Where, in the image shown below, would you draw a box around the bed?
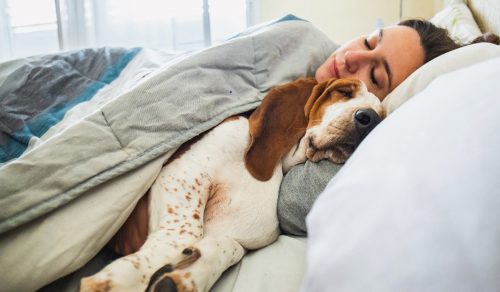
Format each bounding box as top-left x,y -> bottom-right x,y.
0,1 -> 499,291
302,0 -> 500,291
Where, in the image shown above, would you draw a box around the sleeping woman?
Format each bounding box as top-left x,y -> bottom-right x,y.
278,18 -> 500,236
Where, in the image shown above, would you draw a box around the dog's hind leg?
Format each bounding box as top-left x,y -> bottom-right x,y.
80,228 -> 203,292
145,235 -> 245,292
81,167 -> 213,292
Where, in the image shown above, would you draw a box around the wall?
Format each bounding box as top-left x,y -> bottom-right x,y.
257,0 -> 444,44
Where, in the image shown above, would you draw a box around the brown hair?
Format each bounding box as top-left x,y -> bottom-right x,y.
398,19 -> 500,63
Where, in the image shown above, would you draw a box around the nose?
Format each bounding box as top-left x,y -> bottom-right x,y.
344,51 -> 373,74
353,108 -> 381,139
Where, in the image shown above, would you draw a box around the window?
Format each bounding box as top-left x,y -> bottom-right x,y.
0,0 -> 59,60
0,0 -> 256,62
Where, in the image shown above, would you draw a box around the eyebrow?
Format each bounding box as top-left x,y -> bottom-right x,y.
379,29 -> 393,90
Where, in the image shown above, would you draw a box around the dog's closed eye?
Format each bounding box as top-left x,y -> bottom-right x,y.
337,88 -> 352,99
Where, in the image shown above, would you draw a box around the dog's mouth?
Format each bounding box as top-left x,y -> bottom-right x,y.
304,107 -> 382,164
306,138 -> 359,163
305,132 -> 360,164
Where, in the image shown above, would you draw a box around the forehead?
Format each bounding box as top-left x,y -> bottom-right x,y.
381,26 -> 425,91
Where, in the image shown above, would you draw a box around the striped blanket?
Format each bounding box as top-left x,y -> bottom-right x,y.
0,15 -> 335,291
0,47 -> 140,164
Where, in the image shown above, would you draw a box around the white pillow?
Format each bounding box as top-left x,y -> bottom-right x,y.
430,2 -> 482,44
302,56 -> 500,292
383,43 -> 500,114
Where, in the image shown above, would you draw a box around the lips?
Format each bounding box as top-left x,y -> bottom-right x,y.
328,58 -> 340,79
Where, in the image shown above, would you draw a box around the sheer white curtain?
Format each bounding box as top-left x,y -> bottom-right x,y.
0,0 -> 60,61
0,0 -> 254,62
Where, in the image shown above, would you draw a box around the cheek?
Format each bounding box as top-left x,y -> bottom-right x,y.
362,81 -> 376,95
314,66 -> 327,82
315,56 -> 333,82
353,74 -> 384,100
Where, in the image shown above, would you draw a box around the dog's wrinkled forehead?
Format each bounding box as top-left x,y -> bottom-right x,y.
307,78 -> 381,127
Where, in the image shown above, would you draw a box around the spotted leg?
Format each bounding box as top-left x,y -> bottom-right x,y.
146,235 -> 245,292
80,163 -> 212,292
144,154 -> 283,292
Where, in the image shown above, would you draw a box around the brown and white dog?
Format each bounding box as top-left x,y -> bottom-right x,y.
80,77 -> 384,292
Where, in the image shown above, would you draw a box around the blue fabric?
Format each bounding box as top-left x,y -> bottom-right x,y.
0,47 -> 141,163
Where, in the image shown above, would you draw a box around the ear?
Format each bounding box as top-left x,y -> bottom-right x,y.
304,78 -> 338,118
304,78 -> 361,124
245,77 -> 317,181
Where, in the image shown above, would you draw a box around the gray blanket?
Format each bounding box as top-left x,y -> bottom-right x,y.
279,160 -> 342,236
0,15 -> 338,291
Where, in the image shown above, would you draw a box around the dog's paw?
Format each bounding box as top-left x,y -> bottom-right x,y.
146,247 -> 202,292
146,274 -> 180,292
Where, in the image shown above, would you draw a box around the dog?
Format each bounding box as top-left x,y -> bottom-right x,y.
80,77 -> 384,292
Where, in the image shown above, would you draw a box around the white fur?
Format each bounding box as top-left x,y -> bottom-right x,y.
81,118 -> 281,292
80,81 -> 383,292
308,82 -> 381,142
282,136 -> 309,172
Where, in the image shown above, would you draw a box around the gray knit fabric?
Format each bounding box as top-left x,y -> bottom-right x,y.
278,160 -> 343,236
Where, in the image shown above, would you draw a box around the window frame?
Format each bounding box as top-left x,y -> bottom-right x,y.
0,0 -> 259,62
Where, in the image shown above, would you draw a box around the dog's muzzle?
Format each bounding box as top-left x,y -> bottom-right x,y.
353,108 -> 382,140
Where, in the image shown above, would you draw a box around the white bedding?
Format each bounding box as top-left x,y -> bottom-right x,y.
213,236 -> 307,292
302,56 -> 500,291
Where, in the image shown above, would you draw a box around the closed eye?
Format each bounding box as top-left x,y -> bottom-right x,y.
370,67 -> 379,87
337,89 -> 353,98
364,38 -> 372,50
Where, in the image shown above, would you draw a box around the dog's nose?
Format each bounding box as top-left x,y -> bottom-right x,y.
354,108 -> 381,139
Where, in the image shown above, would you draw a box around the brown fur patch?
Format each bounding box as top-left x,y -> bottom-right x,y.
109,193 -> 150,256
165,274 -> 191,292
306,79 -> 361,128
245,77 -> 318,181
176,247 -> 202,269
80,278 -> 112,292
205,183 -> 229,222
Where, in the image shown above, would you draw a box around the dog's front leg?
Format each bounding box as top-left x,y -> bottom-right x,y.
282,136 -> 308,172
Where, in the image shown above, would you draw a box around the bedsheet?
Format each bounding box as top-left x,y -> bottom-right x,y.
41,235 -> 307,292
0,15 -> 335,291
302,56 -> 500,292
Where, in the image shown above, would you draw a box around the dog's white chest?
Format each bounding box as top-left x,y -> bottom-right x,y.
149,116 -> 281,247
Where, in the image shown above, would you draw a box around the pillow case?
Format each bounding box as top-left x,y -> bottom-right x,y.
301,56 -> 500,292
430,1 -> 482,44
383,43 -> 500,114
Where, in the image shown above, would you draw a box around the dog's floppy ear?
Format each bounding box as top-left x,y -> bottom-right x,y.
303,78 -> 340,119
304,78 -> 362,127
245,77 -> 318,181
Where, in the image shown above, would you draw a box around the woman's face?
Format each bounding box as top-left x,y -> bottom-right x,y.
315,25 -> 425,100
